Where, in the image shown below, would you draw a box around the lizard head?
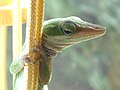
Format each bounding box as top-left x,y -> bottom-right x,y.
43,16 -> 106,51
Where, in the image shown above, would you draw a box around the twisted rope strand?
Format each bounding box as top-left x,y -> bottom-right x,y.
25,0 -> 44,90
25,0 -> 37,90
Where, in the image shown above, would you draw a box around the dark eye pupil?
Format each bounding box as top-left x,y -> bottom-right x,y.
63,29 -> 72,34
60,21 -> 76,35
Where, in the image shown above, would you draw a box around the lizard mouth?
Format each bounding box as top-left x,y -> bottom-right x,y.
75,27 -> 106,37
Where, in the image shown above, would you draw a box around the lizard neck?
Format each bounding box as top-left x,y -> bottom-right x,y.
41,37 -> 58,61
42,35 -> 65,52
41,43 -> 57,58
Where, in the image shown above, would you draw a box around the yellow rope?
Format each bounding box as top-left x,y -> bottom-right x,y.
33,0 -> 44,89
35,0 -> 44,44
26,0 -> 36,50
25,0 -> 44,89
25,0 -> 36,89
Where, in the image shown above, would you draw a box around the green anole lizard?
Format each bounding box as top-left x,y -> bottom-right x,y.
9,16 -> 106,89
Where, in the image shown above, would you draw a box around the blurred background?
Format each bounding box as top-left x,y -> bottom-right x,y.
7,0 -> 120,90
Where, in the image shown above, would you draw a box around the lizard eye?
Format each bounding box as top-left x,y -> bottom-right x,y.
60,21 -> 76,35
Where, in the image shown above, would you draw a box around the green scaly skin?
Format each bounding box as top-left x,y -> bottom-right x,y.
9,16 -> 106,89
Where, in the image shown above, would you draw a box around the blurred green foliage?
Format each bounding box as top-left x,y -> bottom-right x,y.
7,0 -> 120,90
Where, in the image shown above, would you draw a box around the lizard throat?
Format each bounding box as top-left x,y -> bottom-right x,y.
41,43 -> 57,58
42,35 -> 66,51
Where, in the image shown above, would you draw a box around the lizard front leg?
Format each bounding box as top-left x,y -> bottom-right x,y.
9,46 -> 41,75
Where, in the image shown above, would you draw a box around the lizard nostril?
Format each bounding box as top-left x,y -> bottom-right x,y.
95,27 -> 100,30
95,27 -> 99,29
